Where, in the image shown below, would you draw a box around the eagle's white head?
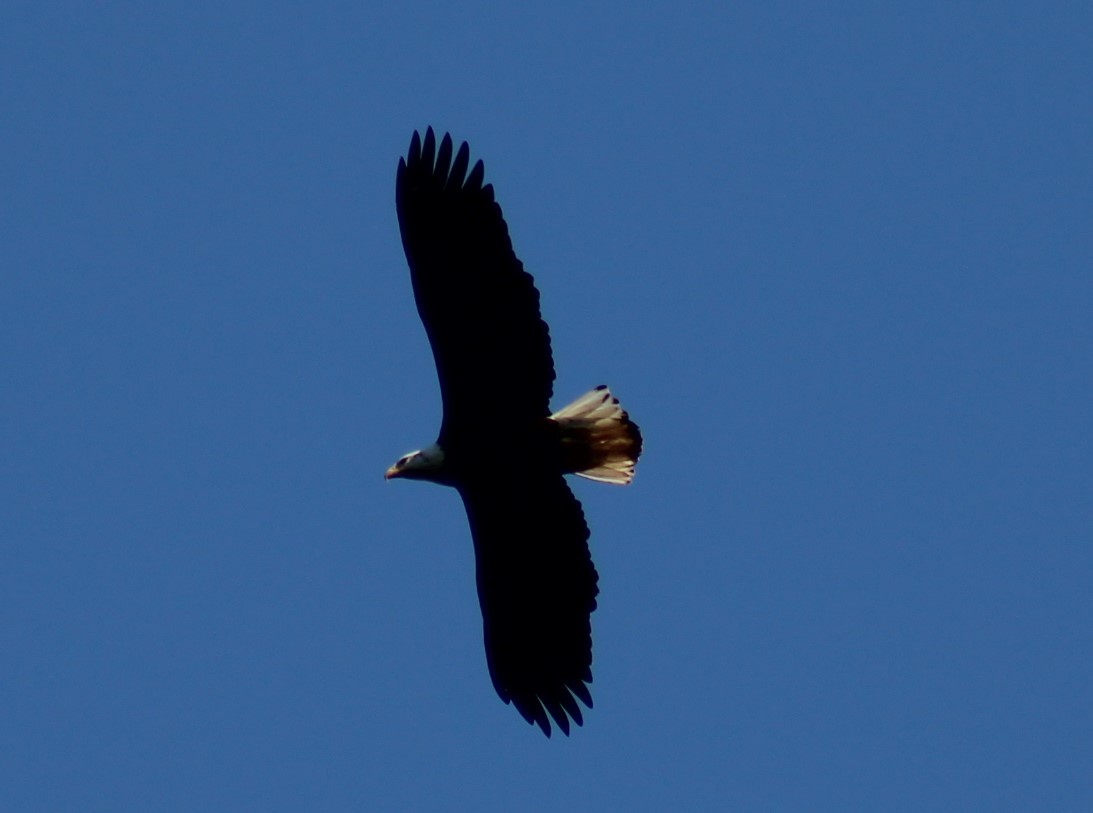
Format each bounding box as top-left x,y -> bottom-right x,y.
385,442 -> 448,483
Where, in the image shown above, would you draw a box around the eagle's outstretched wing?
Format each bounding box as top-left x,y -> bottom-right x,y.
459,474 -> 598,737
395,128 -> 555,447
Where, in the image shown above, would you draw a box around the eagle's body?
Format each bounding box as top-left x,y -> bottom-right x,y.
386,129 -> 641,736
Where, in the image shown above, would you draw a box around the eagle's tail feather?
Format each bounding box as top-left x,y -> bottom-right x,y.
550,386 -> 642,484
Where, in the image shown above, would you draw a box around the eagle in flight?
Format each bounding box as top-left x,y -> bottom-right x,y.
385,128 -> 642,736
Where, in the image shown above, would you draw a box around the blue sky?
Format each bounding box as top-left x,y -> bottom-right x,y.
3,2 -> 1091,810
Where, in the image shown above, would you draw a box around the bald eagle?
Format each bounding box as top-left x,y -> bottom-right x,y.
385,129 -> 642,737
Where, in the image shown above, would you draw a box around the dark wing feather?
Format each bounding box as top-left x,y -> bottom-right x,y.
459,475 -> 598,737
396,128 -> 555,444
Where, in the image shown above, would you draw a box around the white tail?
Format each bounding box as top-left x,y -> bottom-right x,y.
550,386 -> 642,484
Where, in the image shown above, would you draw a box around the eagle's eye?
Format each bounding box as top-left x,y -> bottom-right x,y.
398,455 -> 411,467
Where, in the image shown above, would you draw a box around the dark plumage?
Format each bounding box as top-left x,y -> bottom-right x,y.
386,129 -> 641,736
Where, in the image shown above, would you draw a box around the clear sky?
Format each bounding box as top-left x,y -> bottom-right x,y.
3,2 -> 1091,810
